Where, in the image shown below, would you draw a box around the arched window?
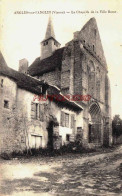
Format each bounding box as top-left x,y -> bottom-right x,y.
94,29 -> 97,37
88,61 -> 95,97
96,67 -> 100,100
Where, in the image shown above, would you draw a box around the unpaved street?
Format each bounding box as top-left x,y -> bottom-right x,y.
0,146 -> 122,196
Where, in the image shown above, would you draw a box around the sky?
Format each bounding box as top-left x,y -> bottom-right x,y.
0,0 -> 122,118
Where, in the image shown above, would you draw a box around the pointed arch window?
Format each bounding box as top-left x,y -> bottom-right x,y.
96,67 -> 100,100
88,61 -> 95,97
94,29 -> 97,36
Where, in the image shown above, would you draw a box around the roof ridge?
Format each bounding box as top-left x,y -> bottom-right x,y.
81,17 -> 96,31
0,51 -> 8,70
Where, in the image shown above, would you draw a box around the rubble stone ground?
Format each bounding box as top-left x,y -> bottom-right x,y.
0,145 -> 122,196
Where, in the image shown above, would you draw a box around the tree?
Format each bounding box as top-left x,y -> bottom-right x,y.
112,115 -> 122,138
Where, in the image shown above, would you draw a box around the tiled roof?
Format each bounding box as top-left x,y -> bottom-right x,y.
0,51 -> 82,111
0,66 -> 47,94
47,84 -> 83,111
0,51 -> 47,94
28,47 -> 65,76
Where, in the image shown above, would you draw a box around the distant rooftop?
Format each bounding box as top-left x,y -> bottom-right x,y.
28,47 -> 65,76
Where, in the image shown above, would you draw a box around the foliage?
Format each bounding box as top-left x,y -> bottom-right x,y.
0,141 -> 97,159
112,115 -> 122,137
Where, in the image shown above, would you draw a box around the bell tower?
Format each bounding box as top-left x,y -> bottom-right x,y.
40,15 -> 61,60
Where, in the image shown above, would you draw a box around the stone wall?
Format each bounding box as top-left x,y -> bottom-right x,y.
0,76 -> 19,153
63,38 -> 112,147
41,39 -> 60,60
77,18 -> 107,67
0,77 -> 83,153
39,68 -> 61,88
61,42 -> 72,94
16,88 -> 83,150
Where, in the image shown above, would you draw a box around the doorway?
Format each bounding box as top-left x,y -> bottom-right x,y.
47,121 -> 54,151
89,103 -> 101,143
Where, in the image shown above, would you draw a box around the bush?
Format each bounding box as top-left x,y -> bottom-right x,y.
60,141 -> 82,153
0,142 -> 97,159
0,152 -> 11,160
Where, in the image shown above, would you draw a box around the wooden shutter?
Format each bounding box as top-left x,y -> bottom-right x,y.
37,104 -> 40,120
73,120 -> 76,134
31,102 -> 36,119
60,111 -> 65,127
39,104 -> 44,122
71,114 -> 75,128
65,113 -> 69,128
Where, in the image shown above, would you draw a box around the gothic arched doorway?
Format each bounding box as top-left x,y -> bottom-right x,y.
88,103 -> 102,143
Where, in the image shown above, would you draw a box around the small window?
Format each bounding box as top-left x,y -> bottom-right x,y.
4,100 -> 9,109
1,79 -> 3,87
66,134 -> 70,142
43,41 -> 48,46
93,45 -> 95,51
54,41 -> 57,46
31,135 -> 42,149
94,29 -> 97,36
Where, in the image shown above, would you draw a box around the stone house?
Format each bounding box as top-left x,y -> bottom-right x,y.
0,52 -> 83,153
27,16 -> 112,148
0,16 -> 112,153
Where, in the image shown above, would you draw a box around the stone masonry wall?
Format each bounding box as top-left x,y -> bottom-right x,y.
39,68 -> 61,88
0,76 -> 83,153
61,43 -> 72,94
0,76 -> 20,153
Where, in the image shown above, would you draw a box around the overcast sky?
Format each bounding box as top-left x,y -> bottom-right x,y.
0,0 -> 122,118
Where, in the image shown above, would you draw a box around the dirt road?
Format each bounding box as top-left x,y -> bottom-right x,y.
0,146 -> 122,196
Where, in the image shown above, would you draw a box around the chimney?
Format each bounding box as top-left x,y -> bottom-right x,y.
19,58 -> 28,74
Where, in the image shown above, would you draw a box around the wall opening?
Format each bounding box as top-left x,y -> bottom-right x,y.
88,103 -> 101,144
4,100 -> 9,109
1,79 -> 3,87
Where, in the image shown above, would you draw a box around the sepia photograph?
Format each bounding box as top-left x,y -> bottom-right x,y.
0,0 -> 122,195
